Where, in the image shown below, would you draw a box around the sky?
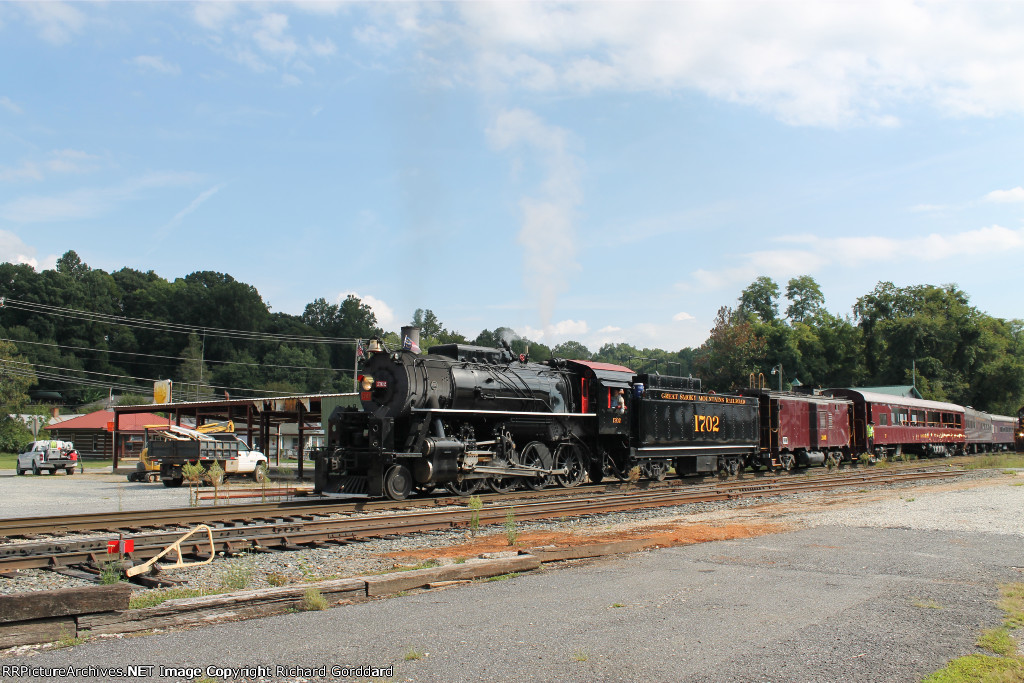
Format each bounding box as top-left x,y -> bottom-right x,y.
2,2 -> 1024,354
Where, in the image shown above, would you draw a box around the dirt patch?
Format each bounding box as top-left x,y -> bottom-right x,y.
384,521 -> 790,563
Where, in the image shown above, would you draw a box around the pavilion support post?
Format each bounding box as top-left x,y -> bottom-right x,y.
297,403 -> 305,480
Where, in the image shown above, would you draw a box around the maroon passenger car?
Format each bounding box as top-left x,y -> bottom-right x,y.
824,389 -> 965,458
738,389 -> 852,470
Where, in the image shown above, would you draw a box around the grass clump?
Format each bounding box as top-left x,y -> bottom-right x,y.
404,647 -> 425,661
485,572 -> 520,582
504,507 -> 519,546
977,628 -> 1017,656
964,454 -> 1024,471
999,583 -> 1024,628
99,560 -> 123,585
265,571 -> 289,587
219,556 -> 254,591
572,649 -> 589,662
468,495 -> 483,537
53,626 -> 87,649
301,587 -> 328,611
923,654 -> 1024,683
926,582 -> 1024,682
129,587 -> 214,609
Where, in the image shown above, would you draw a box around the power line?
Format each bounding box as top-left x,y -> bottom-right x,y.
0,297 -> 367,345
0,337 -> 349,374
0,358 -> 308,400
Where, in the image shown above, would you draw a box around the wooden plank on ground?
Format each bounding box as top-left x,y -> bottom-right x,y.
364,555 -> 541,597
0,617 -> 76,648
0,584 -> 132,623
527,539 -> 656,562
78,577 -> 366,635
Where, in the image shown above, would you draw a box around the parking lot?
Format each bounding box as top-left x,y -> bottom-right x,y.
0,466 -> 310,518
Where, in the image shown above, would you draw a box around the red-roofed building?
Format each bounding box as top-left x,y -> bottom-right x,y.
45,409 -> 171,460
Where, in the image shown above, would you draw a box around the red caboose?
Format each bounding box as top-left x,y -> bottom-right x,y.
824,389 -> 965,458
738,389 -> 852,470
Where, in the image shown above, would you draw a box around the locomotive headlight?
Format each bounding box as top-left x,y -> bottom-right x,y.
361,375 -> 374,391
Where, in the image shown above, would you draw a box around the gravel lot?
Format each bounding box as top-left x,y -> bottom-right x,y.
0,467 -> 310,517
2,471 -> 1022,682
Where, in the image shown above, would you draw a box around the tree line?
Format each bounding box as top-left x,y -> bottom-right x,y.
0,251 -> 1021,425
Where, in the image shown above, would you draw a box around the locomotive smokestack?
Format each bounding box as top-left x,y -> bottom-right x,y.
400,326 -> 421,354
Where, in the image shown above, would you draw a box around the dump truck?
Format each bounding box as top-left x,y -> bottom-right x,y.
139,423 -> 268,488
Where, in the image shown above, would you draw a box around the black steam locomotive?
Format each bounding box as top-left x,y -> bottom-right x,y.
314,329 -> 760,500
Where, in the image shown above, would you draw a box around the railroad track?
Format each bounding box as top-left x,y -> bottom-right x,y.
0,467 -> 966,577
0,459 -> 957,539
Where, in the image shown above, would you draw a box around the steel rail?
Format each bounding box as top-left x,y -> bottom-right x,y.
0,462 -> 960,539
0,469 -> 963,573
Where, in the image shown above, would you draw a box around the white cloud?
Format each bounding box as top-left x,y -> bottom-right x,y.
308,37 -> 337,57
679,224 -> 1024,294
132,55 -> 181,76
521,319 -> 589,342
45,149 -> 101,174
193,7 -> 338,75
362,2 -> 1024,127
0,96 -> 22,114
22,1 -> 85,45
672,312 -> 695,322
0,172 -> 201,223
0,162 -> 42,182
193,3 -> 238,31
0,231 -> 58,271
984,187 -> 1024,203
339,291 -> 395,329
250,13 -> 298,59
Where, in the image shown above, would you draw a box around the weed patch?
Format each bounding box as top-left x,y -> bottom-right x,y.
923,654 -> 1024,682
129,587 -> 215,609
926,582 -> 1024,682
912,598 -> 943,609
978,628 -> 1016,656
301,588 -> 328,611
404,647 -> 425,661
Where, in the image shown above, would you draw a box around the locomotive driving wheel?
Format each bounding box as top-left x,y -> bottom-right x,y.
488,477 -> 519,494
555,444 -> 586,488
444,478 -> 482,496
384,465 -> 413,501
521,442 -> 553,491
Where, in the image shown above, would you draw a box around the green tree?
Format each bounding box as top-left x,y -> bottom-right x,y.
738,276 -> 781,322
785,275 -> 825,323
552,340 -> 591,360
693,306 -> 767,391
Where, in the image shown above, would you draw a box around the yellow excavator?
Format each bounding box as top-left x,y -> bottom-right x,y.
127,420 -> 235,482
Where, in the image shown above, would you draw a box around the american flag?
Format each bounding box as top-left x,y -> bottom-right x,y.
356,339 -> 364,358
402,335 -> 420,353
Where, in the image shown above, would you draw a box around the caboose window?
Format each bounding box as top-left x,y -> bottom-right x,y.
879,414 -> 888,426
